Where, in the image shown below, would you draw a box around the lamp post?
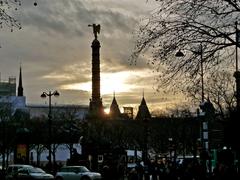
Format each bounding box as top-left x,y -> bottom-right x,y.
40,90 -> 59,172
168,137 -> 173,161
143,118 -> 149,180
176,45 -> 210,173
175,44 -> 204,102
143,118 -> 149,165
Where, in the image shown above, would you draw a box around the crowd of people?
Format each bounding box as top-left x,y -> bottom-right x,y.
127,158 -> 239,180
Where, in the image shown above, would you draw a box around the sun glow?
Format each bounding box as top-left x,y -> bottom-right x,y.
104,108 -> 110,114
61,71 -> 136,95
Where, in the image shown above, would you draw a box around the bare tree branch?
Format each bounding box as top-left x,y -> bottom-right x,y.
0,0 -> 22,32
132,0 -> 240,89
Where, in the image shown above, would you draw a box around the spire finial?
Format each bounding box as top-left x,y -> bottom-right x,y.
113,91 -> 115,98
207,93 -> 210,102
143,89 -> 145,98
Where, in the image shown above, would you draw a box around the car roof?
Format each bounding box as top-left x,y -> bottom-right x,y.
8,165 -> 33,168
18,166 -> 35,169
62,166 -> 86,168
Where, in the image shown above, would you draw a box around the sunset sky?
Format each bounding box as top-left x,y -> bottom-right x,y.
0,0 -> 186,114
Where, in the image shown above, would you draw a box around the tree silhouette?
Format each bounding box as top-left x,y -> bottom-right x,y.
0,0 -> 22,32
132,0 -> 240,91
187,71 -> 236,118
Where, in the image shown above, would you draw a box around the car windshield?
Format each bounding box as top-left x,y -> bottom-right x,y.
79,166 -> 90,172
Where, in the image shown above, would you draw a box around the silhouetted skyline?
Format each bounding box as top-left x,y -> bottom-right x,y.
0,0 -> 186,113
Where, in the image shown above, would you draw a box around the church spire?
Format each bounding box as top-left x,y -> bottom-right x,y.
17,65 -> 23,96
110,91 -> 121,119
135,93 -> 151,120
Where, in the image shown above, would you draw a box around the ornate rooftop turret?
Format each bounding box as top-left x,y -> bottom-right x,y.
109,92 -> 121,119
135,93 -> 151,120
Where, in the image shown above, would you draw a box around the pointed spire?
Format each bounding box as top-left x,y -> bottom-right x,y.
135,93 -> 151,120
139,90 -> 147,106
207,94 -> 211,102
110,91 -> 121,119
17,64 -> 23,96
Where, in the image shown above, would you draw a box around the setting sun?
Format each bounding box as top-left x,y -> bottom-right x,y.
61,71 -> 136,95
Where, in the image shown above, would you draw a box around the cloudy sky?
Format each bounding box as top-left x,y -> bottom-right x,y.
0,0 -> 186,114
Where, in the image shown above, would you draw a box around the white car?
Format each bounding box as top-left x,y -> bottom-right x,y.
5,164 -> 34,180
16,167 -> 54,179
55,166 -> 101,180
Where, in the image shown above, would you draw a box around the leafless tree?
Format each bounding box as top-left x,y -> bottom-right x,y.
30,144 -> 46,166
132,0 -> 240,91
167,106 -> 194,118
0,102 -> 14,169
0,0 -> 22,32
188,71 -> 236,118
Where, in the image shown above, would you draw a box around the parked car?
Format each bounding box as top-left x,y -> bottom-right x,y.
55,166 -> 101,180
0,165 -> 5,180
5,164 -> 34,180
16,166 -> 54,180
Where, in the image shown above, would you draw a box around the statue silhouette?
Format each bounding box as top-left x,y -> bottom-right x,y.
88,24 -> 101,39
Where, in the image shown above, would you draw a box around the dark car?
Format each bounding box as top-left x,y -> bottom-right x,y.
16,167 -> 54,180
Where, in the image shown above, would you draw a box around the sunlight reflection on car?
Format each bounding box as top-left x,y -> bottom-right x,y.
16,166 -> 54,180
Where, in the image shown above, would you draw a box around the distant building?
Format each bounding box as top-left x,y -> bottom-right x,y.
0,67 -> 88,120
0,67 -> 27,113
0,76 -> 16,96
123,107 -> 134,120
107,92 -> 151,121
27,104 -> 88,120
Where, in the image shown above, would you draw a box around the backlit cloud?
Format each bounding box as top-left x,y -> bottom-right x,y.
0,0 -> 182,113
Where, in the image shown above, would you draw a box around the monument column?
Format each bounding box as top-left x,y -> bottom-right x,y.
89,24 -> 103,116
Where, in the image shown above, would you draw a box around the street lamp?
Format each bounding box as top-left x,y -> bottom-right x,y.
143,118 -> 149,180
143,118 -> 149,165
40,90 -> 59,172
168,137 -> 173,161
176,46 -> 210,173
168,137 -> 177,163
175,44 -> 205,102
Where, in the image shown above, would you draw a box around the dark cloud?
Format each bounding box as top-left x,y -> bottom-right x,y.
20,0 -> 86,37
19,0 -> 141,41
